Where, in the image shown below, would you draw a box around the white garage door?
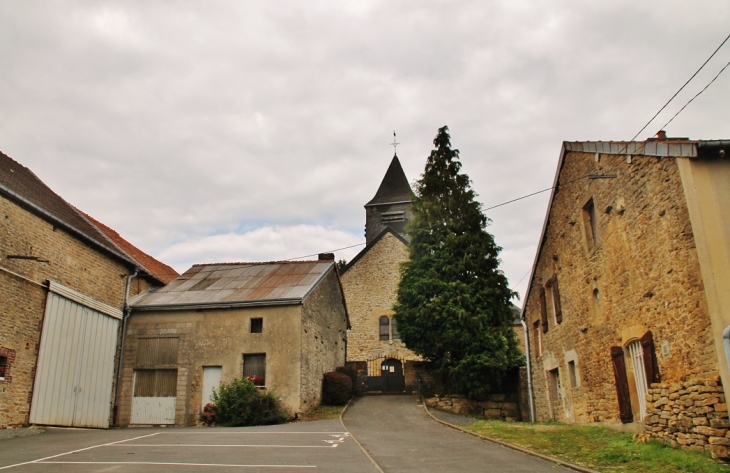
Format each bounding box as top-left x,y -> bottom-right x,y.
30,281 -> 121,428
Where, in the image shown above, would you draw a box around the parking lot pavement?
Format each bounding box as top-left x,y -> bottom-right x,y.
343,395 -> 576,473
0,420 -> 379,472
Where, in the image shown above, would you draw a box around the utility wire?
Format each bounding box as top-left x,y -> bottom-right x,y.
626,31 -> 730,143
286,242 -> 365,261
658,57 -> 730,131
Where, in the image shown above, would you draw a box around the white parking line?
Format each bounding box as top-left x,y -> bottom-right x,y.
108,443 -> 339,448
38,461 -> 316,468
0,432 -> 160,470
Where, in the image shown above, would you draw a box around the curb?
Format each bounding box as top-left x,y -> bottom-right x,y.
340,398 -> 385,473
420,400 -> 601,473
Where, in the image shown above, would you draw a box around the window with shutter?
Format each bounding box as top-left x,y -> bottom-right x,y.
610,346 -> 634,423
640,331 -> 661,385
539,287 -> 548,333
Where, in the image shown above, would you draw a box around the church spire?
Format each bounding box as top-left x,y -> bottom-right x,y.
364,139 -> 414,244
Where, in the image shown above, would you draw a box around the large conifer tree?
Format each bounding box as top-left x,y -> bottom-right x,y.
394,126 -> 523,398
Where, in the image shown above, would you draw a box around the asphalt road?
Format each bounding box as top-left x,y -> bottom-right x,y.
0,396 -> 577,472
342,395 -> 575,472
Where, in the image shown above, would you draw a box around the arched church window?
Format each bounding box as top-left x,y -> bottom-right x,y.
379,316 -> 390,340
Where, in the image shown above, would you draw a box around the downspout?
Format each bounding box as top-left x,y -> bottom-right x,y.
521,318 -> 535,422
113,268 -> 139,426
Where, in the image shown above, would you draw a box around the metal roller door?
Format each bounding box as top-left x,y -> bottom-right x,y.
30,282 -> 121,428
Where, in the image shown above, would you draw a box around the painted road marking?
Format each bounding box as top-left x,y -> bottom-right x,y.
38,461 -> 316,468
0,432 -> 160,470
108,443 -> 338,448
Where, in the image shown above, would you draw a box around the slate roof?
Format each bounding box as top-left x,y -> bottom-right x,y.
81,211 -> 179,284
132,260 -> 336,310
366,155 -> 413,206
0,150 -> 174,284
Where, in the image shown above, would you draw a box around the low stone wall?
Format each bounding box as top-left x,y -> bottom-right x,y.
424,394 -> 520,421
638,377 -> 729,460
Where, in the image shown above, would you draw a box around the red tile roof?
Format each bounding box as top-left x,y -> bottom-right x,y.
0,150 -> 177,284
81,212 -> 179,284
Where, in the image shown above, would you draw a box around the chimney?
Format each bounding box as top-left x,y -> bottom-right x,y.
656,130 -> 667,140
318,253 -> 335,261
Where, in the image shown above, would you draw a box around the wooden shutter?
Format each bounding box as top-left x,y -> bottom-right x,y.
539,287 -> 548,333
641,331 -> 661,385
552,276 -> 563,324
610,346 -> 634,423
379,316 -> 390,340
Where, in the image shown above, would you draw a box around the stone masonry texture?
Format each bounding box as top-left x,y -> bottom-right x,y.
639,378 -> 729,460
524,151 -> 721,430
341,232 -> 421,380
0,196 -> 134,428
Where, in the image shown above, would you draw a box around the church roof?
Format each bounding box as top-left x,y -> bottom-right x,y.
365,155 -> 413,206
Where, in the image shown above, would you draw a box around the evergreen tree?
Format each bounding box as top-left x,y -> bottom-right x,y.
394,126 -> 523,399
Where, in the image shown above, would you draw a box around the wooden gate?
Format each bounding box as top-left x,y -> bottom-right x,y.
366,357 -> 405,393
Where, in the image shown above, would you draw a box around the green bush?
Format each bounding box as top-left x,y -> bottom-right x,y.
211,377 -> 288,426
336,366 -> 358,392
322,371 -> 352,405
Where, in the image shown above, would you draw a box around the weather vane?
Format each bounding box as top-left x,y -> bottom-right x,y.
390,131 -> 400,155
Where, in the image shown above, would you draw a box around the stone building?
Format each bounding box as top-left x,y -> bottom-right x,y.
522,136 -> 730,458
0,151 -> 176,429
118,257 -> 349,425
341,154 -> 422,392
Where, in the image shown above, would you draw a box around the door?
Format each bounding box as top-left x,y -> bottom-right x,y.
202,366 -> 222,410
367,357 -> 405,392
131,369 -> 177,425
30,283 -> 121,428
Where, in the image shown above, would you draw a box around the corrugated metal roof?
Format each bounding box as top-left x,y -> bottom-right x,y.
132,261 -> 334,310
562,140 -> 699,158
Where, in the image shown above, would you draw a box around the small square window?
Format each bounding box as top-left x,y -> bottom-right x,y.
250,318 -> 263,334
0,356 -> 6,379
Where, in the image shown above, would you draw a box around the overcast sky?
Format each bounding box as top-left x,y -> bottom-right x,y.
1,1 -> 728,300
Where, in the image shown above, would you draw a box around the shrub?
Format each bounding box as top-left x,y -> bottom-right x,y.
212,377 -> 287,426
335,366 -> 358,391
201,402 -> 217,425
322,371 -> 352,405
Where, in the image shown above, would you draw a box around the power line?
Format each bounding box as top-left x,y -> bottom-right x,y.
627,31 -> 730,143
286,242 -> 365,261
659,57 -> 730,131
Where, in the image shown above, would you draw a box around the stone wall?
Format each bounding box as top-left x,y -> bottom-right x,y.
639,377 -> 730,460
524,151 -> 718,426
299,269 -> 348,411
425,394 -> 520,421
341,231 -> 421,377
0,196 -> 135,428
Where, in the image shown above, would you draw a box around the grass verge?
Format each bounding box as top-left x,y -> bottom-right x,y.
296,405 -> 346,422
462,420 -> 727,473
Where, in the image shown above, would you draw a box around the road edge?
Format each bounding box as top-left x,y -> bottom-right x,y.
419,400 -> 601,473
340,398 -> 385,473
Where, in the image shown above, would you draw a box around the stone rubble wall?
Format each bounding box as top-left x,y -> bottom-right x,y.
639,377 -> 730,460
424,394 -> 520,421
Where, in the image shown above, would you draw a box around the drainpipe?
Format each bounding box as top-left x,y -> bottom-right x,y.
113,268 -> 139,426
521,318 -> 536,422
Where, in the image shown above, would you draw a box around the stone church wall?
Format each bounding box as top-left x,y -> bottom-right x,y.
341,232 -> 420,368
